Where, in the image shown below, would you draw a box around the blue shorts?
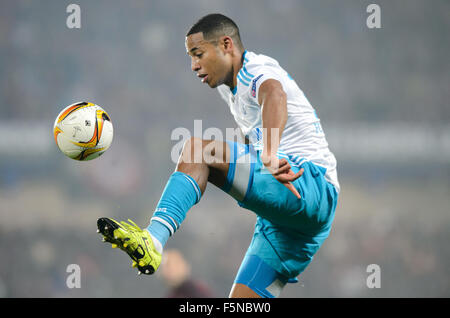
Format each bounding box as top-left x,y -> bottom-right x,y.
222,142 -> 338,294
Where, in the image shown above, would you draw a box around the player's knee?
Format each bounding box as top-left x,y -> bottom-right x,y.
180,137 -> 206,164
182,136 -> 203,151
181,137 -> 224,165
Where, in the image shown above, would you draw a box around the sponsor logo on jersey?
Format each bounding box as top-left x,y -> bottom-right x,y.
251,74 -> 264,97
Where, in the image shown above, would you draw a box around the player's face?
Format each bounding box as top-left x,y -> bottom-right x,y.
185,32 -> 232,88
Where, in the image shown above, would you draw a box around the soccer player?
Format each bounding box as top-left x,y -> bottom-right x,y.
97,13 -> 339,298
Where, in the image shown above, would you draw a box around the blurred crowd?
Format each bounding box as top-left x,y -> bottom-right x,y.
0,0 -> 449,297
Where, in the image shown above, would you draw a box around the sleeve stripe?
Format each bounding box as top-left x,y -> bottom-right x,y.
242,66 -> 254,78
239,70 -> 252,82
237,73 -> 250,86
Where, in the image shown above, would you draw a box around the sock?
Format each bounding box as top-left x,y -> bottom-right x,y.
147,171 -> 202,252
145,223 -> 167,255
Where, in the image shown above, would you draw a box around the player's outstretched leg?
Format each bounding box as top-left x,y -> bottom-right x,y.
145,137 -> 230,254
97,137 -> 230,275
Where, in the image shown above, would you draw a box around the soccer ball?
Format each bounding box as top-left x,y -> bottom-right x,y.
53,102 -> 113,161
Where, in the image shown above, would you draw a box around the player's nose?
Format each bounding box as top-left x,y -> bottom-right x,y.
191,58 -> 201,72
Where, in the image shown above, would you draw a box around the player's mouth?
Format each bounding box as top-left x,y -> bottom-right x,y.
198,73 -> 208,83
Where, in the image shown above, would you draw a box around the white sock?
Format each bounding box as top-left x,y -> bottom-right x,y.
147,230 -> 163,254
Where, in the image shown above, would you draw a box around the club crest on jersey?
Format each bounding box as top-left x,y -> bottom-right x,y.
251,74 -> 264,98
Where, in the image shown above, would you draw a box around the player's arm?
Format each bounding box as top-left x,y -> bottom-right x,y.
258,79 -> 287,162
258,79 -> 304,199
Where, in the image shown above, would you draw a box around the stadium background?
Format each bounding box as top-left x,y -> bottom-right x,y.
0,0 -> 449,297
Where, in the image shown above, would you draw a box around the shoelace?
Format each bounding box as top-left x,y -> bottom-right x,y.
120,219 -> 143,234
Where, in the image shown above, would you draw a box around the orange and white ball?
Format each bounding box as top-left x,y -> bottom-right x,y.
53,102 -> 113,161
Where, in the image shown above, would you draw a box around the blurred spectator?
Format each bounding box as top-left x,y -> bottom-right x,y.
160,249 -> 214,298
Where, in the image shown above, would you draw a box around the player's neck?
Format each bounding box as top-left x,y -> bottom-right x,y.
227,49 -> 245,91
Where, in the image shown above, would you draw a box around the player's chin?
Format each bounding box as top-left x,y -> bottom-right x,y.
205,76 -> 218,88
207,80 -> 218,88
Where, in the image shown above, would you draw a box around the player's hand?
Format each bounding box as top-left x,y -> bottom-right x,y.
261,155 -> 304,199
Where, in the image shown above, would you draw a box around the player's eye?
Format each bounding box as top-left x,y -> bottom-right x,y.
196,53 -> 203,58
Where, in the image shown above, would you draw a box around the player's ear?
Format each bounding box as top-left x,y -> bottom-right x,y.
221,36 -> 233,52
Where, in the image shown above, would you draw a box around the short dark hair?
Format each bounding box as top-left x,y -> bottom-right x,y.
187,13 -> 244,50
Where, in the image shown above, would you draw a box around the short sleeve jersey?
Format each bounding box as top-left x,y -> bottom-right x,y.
217,50 -> 339,192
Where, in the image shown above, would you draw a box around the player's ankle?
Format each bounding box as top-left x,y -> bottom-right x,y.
146,229 -> 163,254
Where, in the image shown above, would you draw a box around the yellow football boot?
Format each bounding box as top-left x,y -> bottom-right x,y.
97,217 -> 161,275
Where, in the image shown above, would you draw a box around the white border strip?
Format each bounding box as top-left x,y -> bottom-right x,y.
151,217 -> 175,236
